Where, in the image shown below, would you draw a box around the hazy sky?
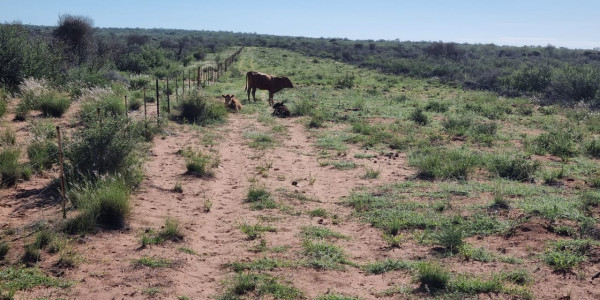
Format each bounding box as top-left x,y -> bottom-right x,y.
1,0 -> 598,49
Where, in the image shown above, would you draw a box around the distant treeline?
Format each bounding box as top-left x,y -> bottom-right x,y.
2,19 -> 600,107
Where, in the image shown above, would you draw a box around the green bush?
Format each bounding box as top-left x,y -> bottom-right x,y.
435,225 -> 464,252
180,148 -> 217,177
585,138 -> 600,158
443,116 -> 473,136
531,128 -> 582,159
177,92 -> 226,125
0,148 -> 21,187
0,242 -> 9,260
416,262 -> 450,291
27,140 -> 58,171
409,107 -> 429,125
487,154 -> 539,182
424,100 -> 450,113
290,98 -> 315,116
66,177 -> 130,233
38,92 -> 71,117
409,147 -> 480,180
65,117 -> 139,183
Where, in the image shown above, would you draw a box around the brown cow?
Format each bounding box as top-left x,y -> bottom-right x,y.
222,94 -> 242,113
245,71 -> 293,106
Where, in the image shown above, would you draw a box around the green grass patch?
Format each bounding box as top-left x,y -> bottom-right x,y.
141,218 -> 184,246
132,256 -> 172,268
301,240 -> 352,270
542,239 -> 595,272
409,147 -> 481,180
0,266 -> 71,296
217,273 -> 302,300
363,259 -> 415,275
245,131 -> 278,149
239,221 -> 277,240
245,184 -> 277,210
226,257 -> 293,272
300,226 -> 349,240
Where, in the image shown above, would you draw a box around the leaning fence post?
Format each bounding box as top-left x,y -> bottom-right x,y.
124,95 -> 128,117
56,126 -> 66,219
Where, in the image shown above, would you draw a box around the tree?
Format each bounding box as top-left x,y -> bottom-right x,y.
53,14 -> 95,66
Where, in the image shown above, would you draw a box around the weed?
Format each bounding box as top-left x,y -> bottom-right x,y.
308,208 -> 328,218
409,107 -> 429,125
141,218 -> 184,246
142,286 -> 162,296
448,274 -> 503,294
239,221 -> 276,240
363,259 -> 414,275
0,129 -> 16,146
501,269 -> 533,286
217,273 -> 302,300
226,257 -> 293,272
409,147 -> 480,180
245,131 -> 278,149
302,239 -> 351,270
0,242 -> 9,260
178,247 -> 199,255
0,266 -> 71,295
361,167 -> 381,179
27,140 -> 58,171
300,226 -> 349,240
314,294 -> 362,300
246,184 -> 276,210
458,244 -> 495,262
0,148 -> 21,187
132,256 -> 172,268
542,239 -> 593,272
177,92 -> 226,125
38,91 -> 71,117
182,148 -> 217,177
416,261 -> 450,291
173,181 -> 183,193
487,154 -> 539,182
382,233 -> 404,248
435,224 -> 464,253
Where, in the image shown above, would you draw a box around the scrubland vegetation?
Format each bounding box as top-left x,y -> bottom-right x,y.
1,14 -> 600,299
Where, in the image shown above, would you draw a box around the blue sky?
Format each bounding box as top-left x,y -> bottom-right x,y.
1,0 -> 598,49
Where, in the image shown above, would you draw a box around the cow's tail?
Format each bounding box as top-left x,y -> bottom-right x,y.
244,72 -> 248,92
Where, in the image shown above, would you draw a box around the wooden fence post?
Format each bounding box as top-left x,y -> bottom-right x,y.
175,76 -> 178,100
156,78 -> 160,123
188,70 -> 191,91
143,88 -> 147,120
182,73 -> 185,94
97,107 -> 101,124
56,126 -> 66,219
197,67 -> 201,88
124,95 -> 128,117
166,77 -> 170,114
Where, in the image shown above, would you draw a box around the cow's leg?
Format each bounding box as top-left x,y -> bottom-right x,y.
268,92 -> 274,106
251,88 -> 257,102
247,88 -> 251,103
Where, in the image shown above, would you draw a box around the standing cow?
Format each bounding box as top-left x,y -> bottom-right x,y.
245,71 -> 293,106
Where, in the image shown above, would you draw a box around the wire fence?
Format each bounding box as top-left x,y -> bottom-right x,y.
0,46 -> 245,220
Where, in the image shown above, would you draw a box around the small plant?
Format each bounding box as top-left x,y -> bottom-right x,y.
245,132 -> 278,149
141,218 -> 184,246
38,91 -> 71,117
132,256 -> 172,268
246,184 -> 276,210
239,221 -> 277,240
27,140 -> 58,171
382,233 -> 403,248
181,147 -> 217,177
0,148 -> 24,187
409,107 -> 429,125
0,242 -> 9,260
203,196 -> 213,212
490,193 -> 510,210
173,181 -> 183,193
308,208 -> 328,218
0,129 -> 16,146
501,269 -> 532,286
435,224 -> 464,253
217,273 -> 302,300
416,262 -> 450,291
177,92 -> 226,125
458,244 -> 495,262
361,167 -> 381,179
301,240 -> 351,270
22,244 -> 41,263
409,147 -> 480,180
128,97 -> 142,111
300,226 -> 349,240
487,154 -> 539,182
363,259 -> 414,275
542,239 -> 593,272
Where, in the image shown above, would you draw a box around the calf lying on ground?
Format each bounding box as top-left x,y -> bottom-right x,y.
272,102 -> 290,118
222,94 -> 242,113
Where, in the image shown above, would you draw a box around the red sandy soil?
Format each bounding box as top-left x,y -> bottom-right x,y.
1,99 -> 599,299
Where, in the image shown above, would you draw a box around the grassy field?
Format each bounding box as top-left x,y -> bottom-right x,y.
1,45 -> 599,299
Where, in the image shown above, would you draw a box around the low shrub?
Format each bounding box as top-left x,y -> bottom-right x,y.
409,107 -> 429,125
409,147 -> 480,180
416,262 -> 450,291
27,140 -> 58,171
38,92 -> 71,117
0,148 -> 21,186
487,154 -> 539,182
65,177 -> 130,233
177,92 -> 226,125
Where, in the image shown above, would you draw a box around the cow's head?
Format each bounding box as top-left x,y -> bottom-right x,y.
281,77 -> 293,89
222,94 -> 233,105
